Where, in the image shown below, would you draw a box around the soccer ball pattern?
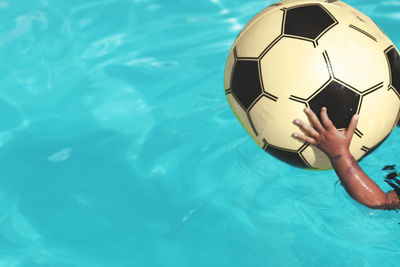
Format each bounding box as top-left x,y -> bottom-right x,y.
224,0 -> 400,169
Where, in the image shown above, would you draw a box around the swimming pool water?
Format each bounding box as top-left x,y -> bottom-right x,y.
0,0 -> 400,266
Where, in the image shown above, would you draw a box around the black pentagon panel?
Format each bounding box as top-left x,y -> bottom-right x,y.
265,146 -> 309,168
386,47 -> 400,96
284,5 -> 335,40
308,81 -> 360,129
231,60 -> 263,110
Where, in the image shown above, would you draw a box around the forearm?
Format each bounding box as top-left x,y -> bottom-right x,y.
331,151 -> 400,209
293,108 -> 400,210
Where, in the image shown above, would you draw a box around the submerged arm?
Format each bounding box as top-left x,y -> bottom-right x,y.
330,150 -> 399,209
293,107 -> 400,210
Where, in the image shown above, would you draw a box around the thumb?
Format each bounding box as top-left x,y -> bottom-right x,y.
346,114 -> 359,139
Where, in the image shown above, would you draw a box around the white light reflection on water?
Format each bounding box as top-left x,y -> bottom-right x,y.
0,0 -> 399,266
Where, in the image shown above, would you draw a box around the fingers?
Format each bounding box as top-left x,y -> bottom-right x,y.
304,108 -> 325,133
346,113 -> 359,139
293,119 -> 319,138
292,132 -> 318,145
320,107 -> 334,130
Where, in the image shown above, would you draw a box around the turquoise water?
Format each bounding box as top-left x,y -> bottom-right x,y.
0,0 -> 400,266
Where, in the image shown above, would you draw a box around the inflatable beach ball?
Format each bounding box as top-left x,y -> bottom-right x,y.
224,0 -> 400,170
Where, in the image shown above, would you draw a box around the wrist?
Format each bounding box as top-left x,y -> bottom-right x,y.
328,149 -> 351,161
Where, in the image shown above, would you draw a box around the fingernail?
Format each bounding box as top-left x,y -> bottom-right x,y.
304,108 -> 310,113
354,114 -> 359,120
322,107 -> 326,111
292,133 -> 298,137
294,119 -> 299,124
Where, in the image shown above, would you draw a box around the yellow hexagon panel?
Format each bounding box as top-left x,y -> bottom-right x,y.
226,93 -> 258,142
234,3 -> 284,45
280,0 -> 322,8
321,0 -> 392,49
260,37 -> 330,100
322,25 -> 389,91
348,135 -> 367,162
224,51 -> 235,89
247,96 -> 274,136
249,95 -> 308,151
357,89 -> 400,148
318,24 -> 389,92
235,9 -> 283,58
300,144 -> 331,170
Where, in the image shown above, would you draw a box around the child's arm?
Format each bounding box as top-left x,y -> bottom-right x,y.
293,107 -> 400,210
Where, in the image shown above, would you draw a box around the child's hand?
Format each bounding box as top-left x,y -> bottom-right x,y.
293,107 -> 400,210
293,107 -> 359,159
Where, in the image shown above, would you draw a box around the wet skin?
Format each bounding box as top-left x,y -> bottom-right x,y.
293,107 -> 400,210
